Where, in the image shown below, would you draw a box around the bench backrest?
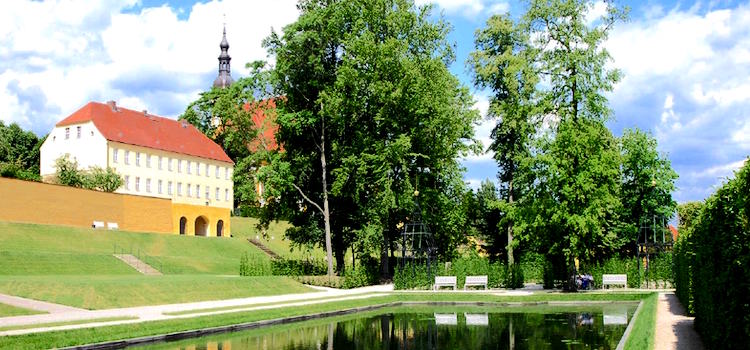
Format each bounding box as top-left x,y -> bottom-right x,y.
602,274 -> 627,284
107,222 -> 119,230
435,276 -> 457,284
465,275 -> 488,284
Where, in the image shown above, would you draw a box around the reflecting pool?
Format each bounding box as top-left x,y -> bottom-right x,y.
135,304 -> 637,350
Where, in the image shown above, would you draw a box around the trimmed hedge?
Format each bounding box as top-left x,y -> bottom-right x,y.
393,253 -> 525,290
683,160 -> 750,349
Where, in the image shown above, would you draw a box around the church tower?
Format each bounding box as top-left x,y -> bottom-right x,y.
213,25 -> 234,89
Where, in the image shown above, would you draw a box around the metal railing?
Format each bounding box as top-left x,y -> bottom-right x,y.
113,243 -> 164,274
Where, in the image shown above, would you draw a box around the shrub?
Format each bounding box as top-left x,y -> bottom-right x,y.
0,162 -> 41,181
238,252 -> 272,276
520,252 -> 545,283
504,264 -> 524,289
586,257 -> 643,289
686,160 -> 750,348
341,255 -> 380,289
271,258 -> 327,276
673,230 -> 695,314
294,275 -> 345,289
393,262 -> 433,290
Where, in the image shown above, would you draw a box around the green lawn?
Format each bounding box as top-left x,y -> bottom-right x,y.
231,217 -> 327,260
0,292 -> 655,349
0,302 -> 44,317
624,292 -> 658,350
0,275 -> 314,310
0,221 -> 271,275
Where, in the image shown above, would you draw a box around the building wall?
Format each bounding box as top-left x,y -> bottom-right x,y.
39,121 -> 108,177
171,203 -> 231,237
107,141 -> 234,210
0,177 -> 173,234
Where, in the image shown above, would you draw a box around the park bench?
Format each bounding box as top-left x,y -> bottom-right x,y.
107,222 -> 119,230
92,221 -> 105,229
433,276 -> 457,290
602,274 -> 627,289
464,275 -> 488,290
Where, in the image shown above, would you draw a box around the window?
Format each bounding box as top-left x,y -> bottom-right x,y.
113,148 -> 118,163
124,176 -> 130,190
146,178 -> 151,193
158,180 -> 163,194
136,153 -> 141,166
76,126 -> 81,139
187,184 -> 191,197
65,127 -> 70,139
168,158 -> 173,171
168,181 -> 173,195
205,164 -> 210,177
178,160 -> 182,173
135,177 -> 140,192
225,189 -> 229,201
158,157 -> 163,170
124,150 -> 130,165
146,154 -> 151,168
225,168 -> 230,180
177,182 -> 182,196
215,166 -> 220,178
187,161 -> 191,174
196,185 -> 201,198
205,187 -> 209,200
197,163 -> 201,176
215,188 -> 220,201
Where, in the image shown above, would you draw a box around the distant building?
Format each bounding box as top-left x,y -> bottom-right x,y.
213,24 -> 234,89
39,100 -> 234,237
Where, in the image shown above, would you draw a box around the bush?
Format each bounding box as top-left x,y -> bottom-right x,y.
294,275 -> 345,288
271,258 -> 327,276
683,160 -> 750,349
239,252 -> 273,276
393,254 -> 511,290
341,255 -> 380,289
542,255 -> 568,289
645,252 -> 673,288
673,230 -> 695,314
520,252 -> 545,283
586,257 -> 642,289
504,264 -> 524,289
393,262 -> 433,290
0,162 -> 41,181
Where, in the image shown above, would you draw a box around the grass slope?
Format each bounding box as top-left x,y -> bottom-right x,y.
624,292 -> 658,350
230,217 -> 327,260
0,275 -> 313,310
0,221 -> 270,275
0,303 -> 44,317
0,292 -> 652,349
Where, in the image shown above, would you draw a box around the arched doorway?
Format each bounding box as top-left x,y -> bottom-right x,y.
195,216 -> 208,236
216,220 -> 224,237
179,217 -> 187,235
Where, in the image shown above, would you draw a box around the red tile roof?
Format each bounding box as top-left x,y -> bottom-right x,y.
57,101 -> 233,164
243,99 -> 280,153
668,224 -> 679,240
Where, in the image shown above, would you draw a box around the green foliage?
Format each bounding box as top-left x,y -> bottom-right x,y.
585,257 -> 642,289
341,255 -> 380,289
239,252 -> 250,276
677,201 -> 703,232
645,252 -> 673,288
271,258 -> 327,276
54,155 -> 84,187
293,275 -> 346,289
393,253 -> 526,290
619,128 -> 678,251
0,121 -> 42,179
53,156 -> 123,192
519,252 -> 545,282
0,161 -> 40,181
504,263 -> 524,289
393,263 -> 433,290
680,159 -> 750,348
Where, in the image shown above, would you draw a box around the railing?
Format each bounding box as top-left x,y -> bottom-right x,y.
113,243 -> 164,274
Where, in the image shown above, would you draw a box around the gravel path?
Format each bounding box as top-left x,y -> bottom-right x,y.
0,284 -> 393,336
0,293 -> 85,314
655,292 -> 705,350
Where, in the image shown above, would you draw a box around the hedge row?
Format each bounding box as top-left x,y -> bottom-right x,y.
674,160 -> 750,349
393,253 -> 523,290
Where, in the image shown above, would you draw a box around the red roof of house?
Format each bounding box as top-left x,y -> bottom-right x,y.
57,101 -> 233,164
668,224 -> 679,240
243,99 -> 280,153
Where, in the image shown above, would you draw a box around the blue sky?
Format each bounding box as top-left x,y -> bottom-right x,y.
1,0 -> 748,204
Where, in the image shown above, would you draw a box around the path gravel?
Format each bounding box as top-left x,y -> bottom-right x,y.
654,292 -> 705,350
0,293 -> 84,314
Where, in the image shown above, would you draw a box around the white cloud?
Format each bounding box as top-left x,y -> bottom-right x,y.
585,1 -> 608,25
415,0 -> 509,18
463,94 -> 495,163
732,121 -> 750,149
0,0 -> 299,134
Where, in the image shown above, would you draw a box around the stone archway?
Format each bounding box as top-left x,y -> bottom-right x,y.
195,216 -> 209,236
216,220 -> 224,237
179,217 -> 187,235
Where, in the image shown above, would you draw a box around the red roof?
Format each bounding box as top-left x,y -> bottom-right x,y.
243,99 -> 280,153
57,101 -> 233,164
668,224 -> 679,240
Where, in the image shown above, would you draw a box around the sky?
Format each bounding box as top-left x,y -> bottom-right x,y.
1,0 -> 748,204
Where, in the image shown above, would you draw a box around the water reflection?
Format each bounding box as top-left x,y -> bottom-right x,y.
140,308 -> 633,350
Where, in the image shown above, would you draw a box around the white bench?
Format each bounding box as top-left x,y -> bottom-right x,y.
92,221 -> 105,229
433,276 -> 457,290
107,222 -> 119,230
464,275 -> 488,290
602,274 -> 627,289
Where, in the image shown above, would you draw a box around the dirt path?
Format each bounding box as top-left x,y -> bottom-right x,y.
0,293 -> 85,314
655,292 -> 705,350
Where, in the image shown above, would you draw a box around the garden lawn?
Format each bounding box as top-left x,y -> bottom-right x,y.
0,275 -> 314,310
230,217 -> 327,260
0,292 -> 654,349
0,221 -> 270,275
0,302 -> 43,317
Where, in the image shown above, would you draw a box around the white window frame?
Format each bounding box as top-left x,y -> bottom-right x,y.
187,161 -> 191,174
146,154 -> 151,168
178,160 -> 182,173
215,166 -> 220,178
113,148 -> 118,163
124,150 -> 130,165
124,175 -> 130,190
205,187 -> 209,200
196,184 -> 200,198
177,182 -> 182,196
187,184 -> 192,197
158,157 -> 163,170
146,178 -> 151,193
136,153 -> 141,167
215,187 -> 220,201
168,181 -> 173,195
225,188 -> 229,201
225,168 -> 230,180
76,126 -> 81,139
168,158 -> 173,172
205,164 -> 210,177
158,179 -> 163,194
197,163 -> 201,176
135,177 -> 140,192
65,127 -> 70,140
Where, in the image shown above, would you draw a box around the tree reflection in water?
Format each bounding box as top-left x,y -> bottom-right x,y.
145,310 -> 630,350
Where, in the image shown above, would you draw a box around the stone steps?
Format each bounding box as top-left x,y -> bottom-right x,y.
247,238 -> 281,259
114,254 -> 162,275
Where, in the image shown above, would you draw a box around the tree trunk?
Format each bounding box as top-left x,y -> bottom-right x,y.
320,111 -> 334,277
507,178 -> 515,265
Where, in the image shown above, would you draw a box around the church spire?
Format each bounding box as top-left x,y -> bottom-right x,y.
213,24 -> 234,89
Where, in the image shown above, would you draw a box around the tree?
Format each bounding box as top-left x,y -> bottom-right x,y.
468,180 -> 506,260
620,128 -> 678,252
0,121 -> 43,181
54,155 -> 84,188
517,0 -> 628,290
260,0 -> 479,276
54,155 -> 122,192
470,13 -> 540,265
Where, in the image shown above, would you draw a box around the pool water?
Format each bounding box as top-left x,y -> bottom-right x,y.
135,304 -> 637,350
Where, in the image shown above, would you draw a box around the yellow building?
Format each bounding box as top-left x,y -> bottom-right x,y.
40,100 -> 234,237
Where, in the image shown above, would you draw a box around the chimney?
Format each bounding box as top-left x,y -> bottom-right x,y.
181,120 -> 188,128
142,110 -> 148,116
106,100 -> 118,112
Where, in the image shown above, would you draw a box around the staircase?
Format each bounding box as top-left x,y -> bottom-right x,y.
114,254 -> 163,275
247,238 -> 281,259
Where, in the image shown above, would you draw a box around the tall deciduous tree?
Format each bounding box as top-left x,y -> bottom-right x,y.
519,0 -> 628,290
470,13 -> 539,265
620,128 -> 678,252
260,0 -> 479,275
